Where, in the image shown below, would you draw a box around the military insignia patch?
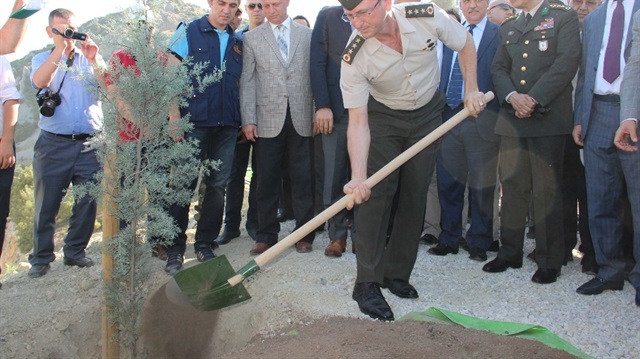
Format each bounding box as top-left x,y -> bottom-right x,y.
405,4 -> 435,18
233,43 -> 242,55
534,17 -> 554,31
342,35 -> 366,64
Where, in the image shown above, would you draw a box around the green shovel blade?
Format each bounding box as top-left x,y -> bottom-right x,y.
172,255 -> 251,311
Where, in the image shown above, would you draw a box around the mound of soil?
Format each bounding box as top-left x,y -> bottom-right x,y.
222,317 -> 577,359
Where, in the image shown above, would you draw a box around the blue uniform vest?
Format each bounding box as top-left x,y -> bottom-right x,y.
182,16 -> 242,128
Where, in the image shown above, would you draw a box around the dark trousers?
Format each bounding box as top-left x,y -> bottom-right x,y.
498,135 -> 566,270
437,106 -> 498,250
29,130 -> 100,265
355,94 -> 444,284
321,110 -> 353,241
0,143 -> 15,274
583,99 -> 640,287
167,126 -> 236,253
254,108 -> 315,246
224,139 -> 257,232
561,136 -> 594,264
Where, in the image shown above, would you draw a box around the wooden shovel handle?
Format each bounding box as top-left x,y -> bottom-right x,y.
229,92 -> 494,286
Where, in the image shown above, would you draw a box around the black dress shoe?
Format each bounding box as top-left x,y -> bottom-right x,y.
459,237 -> 469,252
468,247 -> 487,262
531,268 -> 560,284
215,229 -> 241,245
428,243 -> 458,256
63,257 -> 94,268
352,282 -> 395,321
482,257 -> 522,273
419,233 -> 439,245
28,264 -> 51,278
382,278 -> 419,299
488,240 -> 500,252
576,277 -> 624,295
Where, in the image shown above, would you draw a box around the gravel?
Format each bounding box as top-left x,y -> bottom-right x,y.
1,218 -> 637,358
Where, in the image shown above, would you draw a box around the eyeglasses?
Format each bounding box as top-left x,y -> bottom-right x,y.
247,3 -> 263,10
489,3 -> 515,11
341,0 -> 381,23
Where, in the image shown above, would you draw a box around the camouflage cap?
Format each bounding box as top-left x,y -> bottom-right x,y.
338,0 -> 365,11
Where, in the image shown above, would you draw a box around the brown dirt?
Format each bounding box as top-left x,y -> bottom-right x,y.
222,317 -> 578,359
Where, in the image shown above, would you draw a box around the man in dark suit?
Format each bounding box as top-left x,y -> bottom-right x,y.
428,0 -> 500,263
240,0 -> 316,255
310,5 -> 355,257
614,10 -> 640,308
573,0 -> 640,297
483,0 -> 581,284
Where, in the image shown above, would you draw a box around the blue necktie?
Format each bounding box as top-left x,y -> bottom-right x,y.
446,24 -> 475,109
276,24 -> 288,63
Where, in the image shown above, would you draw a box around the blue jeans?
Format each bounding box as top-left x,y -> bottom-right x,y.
167,126 -> 237,253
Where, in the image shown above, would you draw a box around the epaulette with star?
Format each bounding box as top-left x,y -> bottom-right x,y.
342,35 -> 366,64
549,3 -> 570,10
404,4 -> 435,18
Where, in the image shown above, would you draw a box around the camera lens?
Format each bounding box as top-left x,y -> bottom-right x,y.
40,99 -> 56,117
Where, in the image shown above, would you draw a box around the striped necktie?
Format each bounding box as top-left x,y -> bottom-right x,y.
276,24 -> 288,63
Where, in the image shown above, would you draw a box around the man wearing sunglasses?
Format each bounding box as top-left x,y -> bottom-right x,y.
487,0 -> 517,24
338,0 -> 484,321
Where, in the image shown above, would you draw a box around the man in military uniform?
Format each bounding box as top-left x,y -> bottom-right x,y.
483,0 -> 581,283
339,0 -> 484,321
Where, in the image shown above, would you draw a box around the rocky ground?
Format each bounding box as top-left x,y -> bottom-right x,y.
0,219 -> 638,358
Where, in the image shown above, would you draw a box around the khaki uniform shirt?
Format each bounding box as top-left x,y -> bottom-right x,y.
340,3 -> 468,111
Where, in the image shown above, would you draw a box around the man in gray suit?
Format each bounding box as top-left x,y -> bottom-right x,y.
573,0 -> 640,298
240,0 -> 315,255
613,9 -> 640,308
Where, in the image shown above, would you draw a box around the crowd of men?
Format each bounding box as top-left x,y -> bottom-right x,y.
0,0 -> 639,320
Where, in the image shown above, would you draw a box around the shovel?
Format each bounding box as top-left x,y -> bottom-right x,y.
165,92 -> 494,311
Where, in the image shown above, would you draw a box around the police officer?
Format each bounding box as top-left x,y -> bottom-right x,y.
482,0 -> 580,283
339,0 -> 484,321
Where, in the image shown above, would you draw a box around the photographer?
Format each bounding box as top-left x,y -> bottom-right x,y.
27,8 -> 105,278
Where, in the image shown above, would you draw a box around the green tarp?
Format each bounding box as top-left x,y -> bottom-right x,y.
400,307 -> 592,359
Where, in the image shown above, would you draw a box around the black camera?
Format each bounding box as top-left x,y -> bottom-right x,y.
52,28 -> 87,41
36,90 -> 62,117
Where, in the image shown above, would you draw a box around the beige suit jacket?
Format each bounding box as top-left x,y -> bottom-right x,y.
240,21 -> 314,138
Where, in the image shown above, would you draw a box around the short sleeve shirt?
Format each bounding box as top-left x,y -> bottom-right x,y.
168,20 -> 230,67
341,3 -> 468,111
0,55 -> 21,137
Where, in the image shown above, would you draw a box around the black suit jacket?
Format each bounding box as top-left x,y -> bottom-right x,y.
491,0 -> 581,138
440,20 -> 500,142
310,6 -> 352,118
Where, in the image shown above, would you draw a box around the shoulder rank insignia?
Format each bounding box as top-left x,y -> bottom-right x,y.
502,14 -> 518,24
405,4 -> 435,18
549,3 -> 570,10
342,35 -> 366,64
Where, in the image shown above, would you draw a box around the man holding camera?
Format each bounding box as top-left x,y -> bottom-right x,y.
28,8 -> 105,278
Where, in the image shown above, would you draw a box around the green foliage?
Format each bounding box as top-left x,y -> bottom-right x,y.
85,1 -> 222,355
9,164 -> 74,254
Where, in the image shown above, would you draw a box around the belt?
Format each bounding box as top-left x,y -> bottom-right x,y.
43,130 -> 95,141
594,94 -> 620,103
